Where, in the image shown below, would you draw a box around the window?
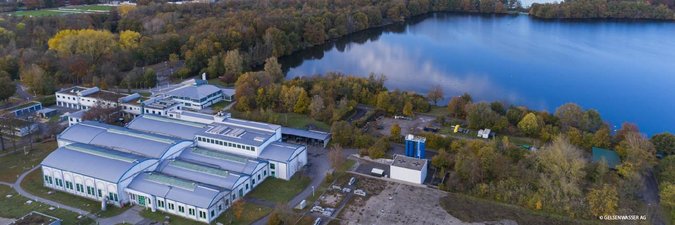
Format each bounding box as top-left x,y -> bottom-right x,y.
252,179 -> 256,185
109,193 -> 118,202
239,189 -> 243,197
246,184 -> 249,190
65,181 -> 73,190
211,210 -> 215,217
258,174 -> 261,180
270,164 -> 275,169
157,200 -> 165,208
225,199 -> 229,206
188,208 -> 195,216
76,184 -> 84,193
86,186 -> 94,195
130,194 -> 136,200
98,189 -> 103,197
178,206 -> 185,213
264,170 -> 267,176
168,203 -> 175,210
218,204 -> 222,211
44,175 -> 53,184
55,178 -> 63,187
198,210 -> 206,219
271,171 -> 276,177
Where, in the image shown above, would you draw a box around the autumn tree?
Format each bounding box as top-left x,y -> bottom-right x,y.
390,123 -> 401,138
592,127 -> 611,148
119,30 -> 141,50
555,103 -> 584,130
402,101 -> 413,117
309,95 -> 325,120
616,132 -> 656,177
426,85 -> 444,105
222,49 -> 244,82
20,64 -> 54,95
48,29 -> 117,63
651,132 -> 675,155
518,112 -> 542,136
368,137 -> 390,159
329,144 -> 346,171
294,89 -> 310,114
264,57 -> 283,82
535,136 -> 587,211
331,121 -> 355,147
586,185 -> 619,217
465,102 -> 500,129
447,93 -> 472,119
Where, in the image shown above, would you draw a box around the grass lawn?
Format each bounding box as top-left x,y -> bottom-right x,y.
8,5 -> 112,17
139,201 -> 271,225
440,193 -> 599,225
247,174 -> 311,204
0,185 -> 95,225
215,201 -> 272,225
425,105 -> 449,117
210,100 -> 232,112
21,169 -> 127,218
0,141 -> 57,182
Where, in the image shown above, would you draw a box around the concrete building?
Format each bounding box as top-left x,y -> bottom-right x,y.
126,113 -> 307,180
41,143 -> 159,207
390,155 -> 428,185
6,101 -> 42,117
56,87 -> 130,110
163,80 -> 225,110
41,110 -> 309,223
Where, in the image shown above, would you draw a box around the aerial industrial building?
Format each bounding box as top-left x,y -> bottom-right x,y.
40,112 -> 308,223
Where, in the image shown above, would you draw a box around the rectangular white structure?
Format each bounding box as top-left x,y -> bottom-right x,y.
390,155 -> 428,184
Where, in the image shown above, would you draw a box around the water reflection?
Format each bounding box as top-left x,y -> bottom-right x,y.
281,13 -> 675,134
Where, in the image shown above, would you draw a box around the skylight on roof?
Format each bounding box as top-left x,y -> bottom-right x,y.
170,160 -> 231,178
108,128 -> 175,144
146,173 -> 196,191
65,144 -> 137,163
192,148 -> 248,164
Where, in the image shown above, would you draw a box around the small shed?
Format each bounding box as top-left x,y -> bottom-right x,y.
281,127 -> 331,148
36,108 -> 58,118
592,147 -> 621,169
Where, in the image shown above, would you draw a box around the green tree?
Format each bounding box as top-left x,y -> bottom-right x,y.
368,137 -> 390,159
616,132 -> 657,176
466,102 -> 500,129
592,127 -> 611,148
331,121 -> 355,147
0,72 -> 15,101
376,92 -> 391,112
651,132 -> 675,155
586,185 -> 619,217
517,112 -> 541,136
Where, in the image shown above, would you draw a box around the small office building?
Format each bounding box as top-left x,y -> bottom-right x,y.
164,80 -> 224,110
390,155 -> 428,185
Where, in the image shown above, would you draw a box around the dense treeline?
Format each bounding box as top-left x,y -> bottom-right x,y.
530,0 -> 675,20
0,0 -> 521,96
424,97 -> 663,220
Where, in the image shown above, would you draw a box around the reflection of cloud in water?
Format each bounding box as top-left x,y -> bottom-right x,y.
346,41 -> 546,107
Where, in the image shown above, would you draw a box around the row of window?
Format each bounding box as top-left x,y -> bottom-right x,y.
44,175 -> 118,202
155,198 -> 208,219
197,137 -> 256,152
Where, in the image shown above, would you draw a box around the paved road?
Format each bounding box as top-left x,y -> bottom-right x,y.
14,83 -> 33,100
98,206 -> 145,225
642,170 -> 666,225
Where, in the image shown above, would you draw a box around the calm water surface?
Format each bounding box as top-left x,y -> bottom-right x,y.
282,13 -> 675,135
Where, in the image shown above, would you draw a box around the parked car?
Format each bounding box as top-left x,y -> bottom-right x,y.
348,177 -> 356,186
313,217 -> 322,225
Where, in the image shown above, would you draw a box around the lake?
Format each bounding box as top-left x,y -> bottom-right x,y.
281,13 -> 675,135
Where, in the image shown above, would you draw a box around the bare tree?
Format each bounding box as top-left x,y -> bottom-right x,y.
427,85 -> 444,106
82,102 -> 121,124
329,144 -> 346,171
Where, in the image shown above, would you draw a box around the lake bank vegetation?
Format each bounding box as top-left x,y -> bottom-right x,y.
530,0 -> 675,20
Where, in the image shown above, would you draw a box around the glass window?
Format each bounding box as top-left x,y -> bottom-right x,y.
98,189 -> 103,197
270,164 -> 275,169
178,206 -> 185,213
157,200 -> 165,208
189,208 -> 195,215
168,203 -> 174,210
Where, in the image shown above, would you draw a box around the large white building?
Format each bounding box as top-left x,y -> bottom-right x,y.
161,79 -> 226,110
40,112 -> 307,223
389,155 -> 428,185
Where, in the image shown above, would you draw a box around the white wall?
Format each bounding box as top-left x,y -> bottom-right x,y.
42,166 -> 124,207
390,164 -> 427,184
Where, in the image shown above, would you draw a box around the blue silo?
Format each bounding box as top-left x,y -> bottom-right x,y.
405,134 -> 426,159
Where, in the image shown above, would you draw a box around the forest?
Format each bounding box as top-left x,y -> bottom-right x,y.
530,0 -> 675,20
0,0 -> 521,101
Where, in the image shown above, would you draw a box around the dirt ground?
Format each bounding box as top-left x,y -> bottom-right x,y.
339,178 -> 478,225
375,115 -> 435,137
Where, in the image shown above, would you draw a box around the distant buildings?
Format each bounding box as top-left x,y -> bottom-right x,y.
40,111 -> 307,223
